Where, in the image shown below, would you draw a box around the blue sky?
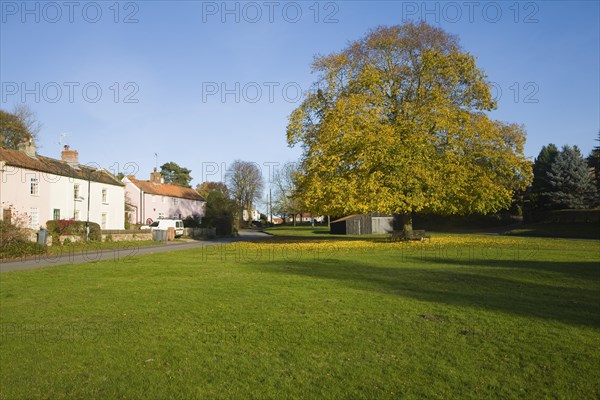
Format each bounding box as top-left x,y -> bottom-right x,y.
1,0 -> 599,190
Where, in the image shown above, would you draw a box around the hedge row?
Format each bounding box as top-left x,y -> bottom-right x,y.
46,220 -> 102,241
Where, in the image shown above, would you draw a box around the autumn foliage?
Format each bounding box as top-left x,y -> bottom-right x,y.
287,23 -> 532,230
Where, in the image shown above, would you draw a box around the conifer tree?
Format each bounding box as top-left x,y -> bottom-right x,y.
530,144 -> 559,210
587,131 -> 600,194
546,145 -> 598,209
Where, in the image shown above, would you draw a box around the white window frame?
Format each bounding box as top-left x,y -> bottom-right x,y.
102,188 -> 108,203
29,208 -> 39,229
74,184 -> 80,199
30,178 -> 39,196
101,212 -> 108,229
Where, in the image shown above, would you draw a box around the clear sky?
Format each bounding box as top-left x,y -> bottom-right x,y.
1,0 -> 599,191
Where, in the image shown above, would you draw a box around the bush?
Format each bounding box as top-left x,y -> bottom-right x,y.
202,191 -> 236,236
0,219 -> 28,245
0,211 -> 48,260
412,212 -> 516,231
124,214 -> 131,230
0,241 -> 46,260
183,214 -> 202,228
46,220 -> 102,242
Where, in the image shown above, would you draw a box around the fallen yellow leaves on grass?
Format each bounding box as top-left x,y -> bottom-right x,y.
205,235 -> 551,265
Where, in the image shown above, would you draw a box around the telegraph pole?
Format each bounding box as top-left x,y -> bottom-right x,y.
269,188 -> 272,223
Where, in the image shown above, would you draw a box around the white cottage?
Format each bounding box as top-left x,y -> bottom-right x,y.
0,140 -> 125,230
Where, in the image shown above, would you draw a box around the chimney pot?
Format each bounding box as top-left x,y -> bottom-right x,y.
150,169 -> 163,184
61,147 -> 79,164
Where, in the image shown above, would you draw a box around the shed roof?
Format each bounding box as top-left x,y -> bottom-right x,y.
330,214 -> 361,223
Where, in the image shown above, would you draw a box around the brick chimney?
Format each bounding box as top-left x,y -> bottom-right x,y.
61,145 -> 79,164
150,168 -> 164,184
17,136 -> 36,157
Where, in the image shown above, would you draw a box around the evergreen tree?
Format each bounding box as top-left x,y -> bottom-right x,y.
546,145 -> 598,209
160,162 -> 193,188
587,131 -> 600,194
530,144 -> 559,209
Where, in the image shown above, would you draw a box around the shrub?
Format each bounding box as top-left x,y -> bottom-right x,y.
46,220 -> 102,242
0,218 -> 46,260
0,241 -> 46,260
124,215 -> 131,230
183,214 -> 202,228
0,219 -> 28,245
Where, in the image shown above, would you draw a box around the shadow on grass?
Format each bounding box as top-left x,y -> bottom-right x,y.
258,258 -> 600,329
266,234 -> 388,243
504,222 -> 600,240
417,256 -> 599,280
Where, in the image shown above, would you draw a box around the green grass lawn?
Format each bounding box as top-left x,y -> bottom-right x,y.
1,234 -> 599,399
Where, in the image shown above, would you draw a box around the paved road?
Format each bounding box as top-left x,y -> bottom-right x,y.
0,230 -> 272,273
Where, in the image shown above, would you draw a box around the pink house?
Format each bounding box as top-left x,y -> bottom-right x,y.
0,141 -> 125,230
123,170 -> 205,224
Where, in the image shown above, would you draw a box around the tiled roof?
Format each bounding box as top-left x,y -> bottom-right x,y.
0,147 -> 124,186
128,177 -> 205,201
291,213 -> 317,219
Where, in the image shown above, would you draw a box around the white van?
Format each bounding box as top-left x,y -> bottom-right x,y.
141,219 -> 184,237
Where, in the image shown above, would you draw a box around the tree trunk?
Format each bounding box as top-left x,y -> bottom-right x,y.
239,206 -> 245,228
394,213 -> 413,235
293,214 -> 296,227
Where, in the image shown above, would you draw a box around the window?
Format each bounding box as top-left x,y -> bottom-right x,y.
29,208 -> 39,229
172,198 -> 179,206
158,212 -> 165,219
102,189 -> 108,203
74,184 -> 80,199
162,196 -> 167,204
74,210 -> 80,221
101,212 -> 107,229
30,178 -> 39,195
53,209 -> 60,220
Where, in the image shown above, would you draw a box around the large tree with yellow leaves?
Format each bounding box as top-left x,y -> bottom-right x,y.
287,22 -> 532,233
